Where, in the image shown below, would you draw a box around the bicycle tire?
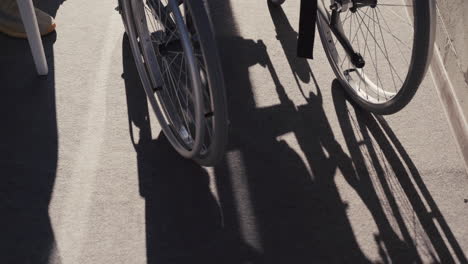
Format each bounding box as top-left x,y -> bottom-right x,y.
316,0 -> 436,115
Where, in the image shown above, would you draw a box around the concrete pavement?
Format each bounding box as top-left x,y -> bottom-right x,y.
0,0 -> 467,263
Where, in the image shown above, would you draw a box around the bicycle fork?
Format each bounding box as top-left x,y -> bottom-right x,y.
326,0 -> 377,68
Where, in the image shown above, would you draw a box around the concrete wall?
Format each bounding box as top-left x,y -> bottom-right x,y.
430,0 -> 468,171
435,0 -> 468,92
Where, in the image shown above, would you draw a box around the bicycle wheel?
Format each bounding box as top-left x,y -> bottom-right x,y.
317,0 -> 435,114
121,0 -> 228,165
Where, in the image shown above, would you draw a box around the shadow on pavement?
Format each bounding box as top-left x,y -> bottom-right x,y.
0,1 -> 64,263
333,83 -> 468,263
123,34 -> 246,264
210,1 -> 368,262
208,0 -> 467,263
120,0 -> 466,262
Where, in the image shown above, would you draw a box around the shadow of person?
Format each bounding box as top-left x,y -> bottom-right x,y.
332,80 -> 468,263
269,3 -> 466,262
213,36 -> 372,264
206,1 -> 371,263
0,2 -> 63,262
122,34 -> 228,264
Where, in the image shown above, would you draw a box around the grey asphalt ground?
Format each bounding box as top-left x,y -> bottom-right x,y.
1,0 -> 467,263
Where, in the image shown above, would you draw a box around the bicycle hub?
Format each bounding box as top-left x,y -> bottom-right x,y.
330,0 -> 377,12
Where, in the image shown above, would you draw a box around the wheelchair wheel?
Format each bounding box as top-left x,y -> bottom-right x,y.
121,0 -> 228,165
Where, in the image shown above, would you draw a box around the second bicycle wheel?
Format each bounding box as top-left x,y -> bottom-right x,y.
121,0 -> 228,165
317,0 -> 435,114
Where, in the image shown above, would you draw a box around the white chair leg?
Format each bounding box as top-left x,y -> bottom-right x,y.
16,0 -> 48,76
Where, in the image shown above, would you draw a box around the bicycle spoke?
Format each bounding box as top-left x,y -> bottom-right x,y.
386,6 -> 414,27
378,4 -> 412,7
358,7 -> 412,51
355,11 -> 385,99
375,6 -> 411,65
374,8 -> 399,93
356,11 -> 404,84
360,12 -> 371,97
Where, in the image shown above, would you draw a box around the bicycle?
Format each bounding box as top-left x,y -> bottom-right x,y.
272,0 -> 436,115
118,0 -> 228,166
118,0 -> 436,165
